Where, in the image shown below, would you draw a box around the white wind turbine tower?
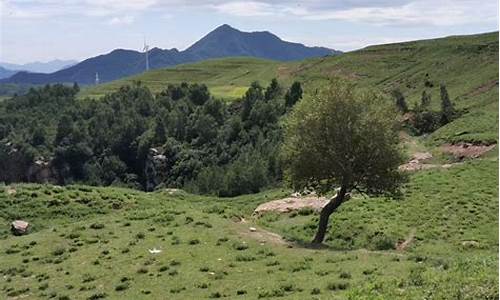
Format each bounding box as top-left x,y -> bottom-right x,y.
143,37 -> 150,71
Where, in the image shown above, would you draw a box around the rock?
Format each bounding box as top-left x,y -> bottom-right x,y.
254,196 -> 329,215
148,248 -> 162,254
461,240 -> 480,248
11,220 -> 29,235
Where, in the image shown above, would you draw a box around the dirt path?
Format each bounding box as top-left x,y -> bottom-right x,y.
233,218 -> 289,246
396,228 -> 416,251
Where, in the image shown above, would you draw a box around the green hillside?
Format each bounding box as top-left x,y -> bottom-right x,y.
79,57 -> 282,100
81,32 -> 498,143
1,32 -> 498,299
1,157 -> 497,299
290,32 -> 499,144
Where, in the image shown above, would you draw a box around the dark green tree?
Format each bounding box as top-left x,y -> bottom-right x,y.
421,90 -> 431,107
264,78 -> 281,101
282,79 -> 406,244
285,81 -> 303,108
440,84 -> 455,125
392,89 -> 408,113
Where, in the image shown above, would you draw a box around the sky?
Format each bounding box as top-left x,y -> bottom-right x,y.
1,0 -> 498,64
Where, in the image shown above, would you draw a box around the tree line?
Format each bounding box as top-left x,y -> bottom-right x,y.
0,80 -> 302,196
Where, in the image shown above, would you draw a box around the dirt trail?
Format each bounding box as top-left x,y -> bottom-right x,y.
396,228 -> 416,251
233,218 -> 289,246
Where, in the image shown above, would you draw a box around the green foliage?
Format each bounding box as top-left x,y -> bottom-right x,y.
0,79 -> 297,196
282,78 -> 405,195
285,81 -> 303,108
392,89 -> 408,113
440,84 -> 455,125
420,90 -> 431,108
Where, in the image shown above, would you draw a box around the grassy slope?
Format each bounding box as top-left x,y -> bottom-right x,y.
2,33 -> 498,299
79,57 -> 281,100
289,32 -> 499,144
81,32 -> 498,143
1,159 -> 498,300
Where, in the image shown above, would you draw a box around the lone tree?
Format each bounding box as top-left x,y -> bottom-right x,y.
421,90 -> 431,108
392,89 -> 408,113
285,81 -> 303,108
440,84 -> 455,125
282,79 -> 406,244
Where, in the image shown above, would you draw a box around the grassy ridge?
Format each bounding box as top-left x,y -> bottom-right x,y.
0,157 -> 497,299
79,57 -> 281,100
81,32 -> 499,143
290,32 -> 499,143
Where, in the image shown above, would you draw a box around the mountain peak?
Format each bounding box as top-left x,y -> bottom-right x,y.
2,25 -> 339,85
214,24 -> 238,32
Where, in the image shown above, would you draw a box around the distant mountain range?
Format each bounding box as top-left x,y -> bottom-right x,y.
0,59 -> 78,74
2,24 -> 340,85
0,66 -> 17,80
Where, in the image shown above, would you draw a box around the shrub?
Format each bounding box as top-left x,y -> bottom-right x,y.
115,283 -> 129,291
89,223 -> 105,230
327,281 -> 349,291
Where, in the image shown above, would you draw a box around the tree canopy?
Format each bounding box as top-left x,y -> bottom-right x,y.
282,79 -> 406,243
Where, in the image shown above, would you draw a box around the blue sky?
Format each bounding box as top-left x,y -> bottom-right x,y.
1,0 -> 498,64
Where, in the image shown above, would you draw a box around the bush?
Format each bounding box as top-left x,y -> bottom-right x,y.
370,234 -> 396,250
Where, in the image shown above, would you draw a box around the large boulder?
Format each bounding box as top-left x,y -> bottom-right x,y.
11,220 -> 30,235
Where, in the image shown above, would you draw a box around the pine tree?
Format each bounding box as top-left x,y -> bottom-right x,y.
440,84 -> 455,125
285,81 -> 303,108
392,89 -> 408,113
421,90 -> 431,107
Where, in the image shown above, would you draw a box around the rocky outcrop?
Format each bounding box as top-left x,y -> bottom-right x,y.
0,141 -> 59,184
27,158 -> 58,183
144,148 -> 168,191
0,142 -> 31,183
11,220 -> 30,235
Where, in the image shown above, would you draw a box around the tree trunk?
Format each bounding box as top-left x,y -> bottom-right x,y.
311,186 -> 347,245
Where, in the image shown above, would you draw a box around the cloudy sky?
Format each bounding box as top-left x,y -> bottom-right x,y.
1,0 -> 498,64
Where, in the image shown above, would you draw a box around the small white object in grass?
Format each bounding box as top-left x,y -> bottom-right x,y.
249,227 -> 257,232
208,272 -> 215,275
148,248 -> 162,254
217,258 -> 222,261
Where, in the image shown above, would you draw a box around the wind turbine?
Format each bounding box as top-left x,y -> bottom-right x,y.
143,37 -> 150,71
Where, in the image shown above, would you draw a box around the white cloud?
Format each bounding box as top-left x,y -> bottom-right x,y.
108,15 -> 135,25
297,0 -> 498,26
2,0 -> 497,28
212,1 -> 279,17
211,0 -> 498,27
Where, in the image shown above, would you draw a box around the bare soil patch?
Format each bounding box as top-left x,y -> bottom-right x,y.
465,79 -> 499,97
399,152 -> 437,171
396,228 -> 416,251
234,218 -> 289,246
441,143 -> 496,159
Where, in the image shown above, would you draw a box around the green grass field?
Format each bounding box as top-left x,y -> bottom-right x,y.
1,155 -> 497,299
2,32 -> 498,299
79,57 -> 281,100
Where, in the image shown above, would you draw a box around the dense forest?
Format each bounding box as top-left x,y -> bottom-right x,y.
0,80 -> 302,196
